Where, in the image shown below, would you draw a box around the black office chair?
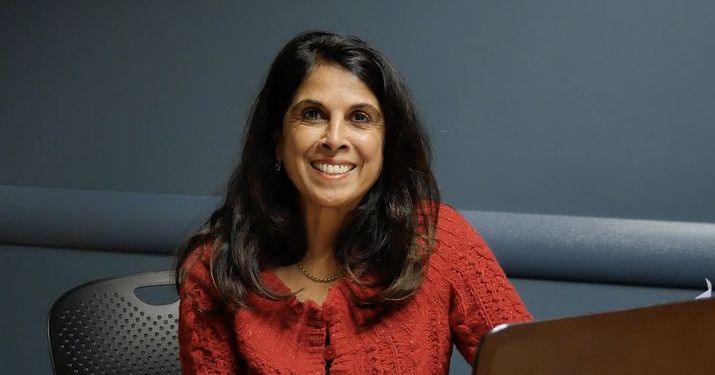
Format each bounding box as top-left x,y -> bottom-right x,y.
48,271 -> 181,375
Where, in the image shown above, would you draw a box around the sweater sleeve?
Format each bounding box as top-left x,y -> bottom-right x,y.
441,206 -> 532,365
178,244 -> 243,374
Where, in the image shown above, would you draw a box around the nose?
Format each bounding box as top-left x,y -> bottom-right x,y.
321,117 -> 349,152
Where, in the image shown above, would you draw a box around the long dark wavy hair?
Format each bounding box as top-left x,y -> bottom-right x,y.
175,30 -> 440,310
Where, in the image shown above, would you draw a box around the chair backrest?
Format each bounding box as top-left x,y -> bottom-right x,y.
48,271 -> 181,375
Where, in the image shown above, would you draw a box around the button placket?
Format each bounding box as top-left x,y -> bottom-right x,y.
322,345 -> 336,361
323,306 -> 337,366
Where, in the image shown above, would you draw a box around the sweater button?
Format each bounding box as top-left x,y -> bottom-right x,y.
323,345 -> 336,361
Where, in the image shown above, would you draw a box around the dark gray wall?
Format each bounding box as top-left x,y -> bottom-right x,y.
2,0 -> 714,222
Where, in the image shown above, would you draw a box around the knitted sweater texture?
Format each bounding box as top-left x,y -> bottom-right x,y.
179,205 -> 531,374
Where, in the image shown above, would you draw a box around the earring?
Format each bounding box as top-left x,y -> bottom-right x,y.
274,160 -> 281,172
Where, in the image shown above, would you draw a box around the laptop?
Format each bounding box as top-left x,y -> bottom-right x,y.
473,297 -> 715,375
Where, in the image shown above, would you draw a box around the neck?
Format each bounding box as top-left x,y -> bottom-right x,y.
301,203 -> 350,276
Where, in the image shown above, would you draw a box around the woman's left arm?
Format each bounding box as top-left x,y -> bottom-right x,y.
441,207 -> 532,364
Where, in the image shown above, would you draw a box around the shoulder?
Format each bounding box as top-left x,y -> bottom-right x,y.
427,203 -> 498,275
178,241 -> 222,311
181,241 -> 214,283
433,203 -> 488,250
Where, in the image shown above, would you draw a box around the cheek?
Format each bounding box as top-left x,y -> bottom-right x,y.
281,129 -> 312,159
372,133 -> 386,160
360,133 -> 385,169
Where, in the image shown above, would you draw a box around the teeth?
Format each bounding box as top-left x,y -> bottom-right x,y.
313,162 -> 354,175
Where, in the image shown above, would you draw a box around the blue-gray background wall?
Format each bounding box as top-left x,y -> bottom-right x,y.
1,1 -> 713,374
3,0 -> 714,222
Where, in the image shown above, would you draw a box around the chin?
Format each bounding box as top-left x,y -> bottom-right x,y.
306,194 -> 363,211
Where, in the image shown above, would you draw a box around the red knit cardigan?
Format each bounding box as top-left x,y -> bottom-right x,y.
178,204 -> 531,374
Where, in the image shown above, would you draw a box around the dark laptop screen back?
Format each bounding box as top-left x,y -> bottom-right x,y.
473,298 -> 715,375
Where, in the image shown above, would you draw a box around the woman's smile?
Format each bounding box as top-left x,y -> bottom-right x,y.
310,160 -> 357,177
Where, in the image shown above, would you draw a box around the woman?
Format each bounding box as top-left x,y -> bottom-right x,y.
176,30 -> 531,374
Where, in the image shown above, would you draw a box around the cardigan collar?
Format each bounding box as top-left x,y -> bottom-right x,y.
258,270 -> 384,326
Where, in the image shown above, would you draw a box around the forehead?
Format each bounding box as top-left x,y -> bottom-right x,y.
290,63 -> 381,109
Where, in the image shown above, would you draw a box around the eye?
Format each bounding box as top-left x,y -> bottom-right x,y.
351,111 -> 371,123
302,108 -> 325,121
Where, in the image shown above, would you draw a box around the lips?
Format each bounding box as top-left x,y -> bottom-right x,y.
310,161 -> 357,175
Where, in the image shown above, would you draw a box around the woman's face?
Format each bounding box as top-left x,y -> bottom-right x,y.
277,63 -> 385,213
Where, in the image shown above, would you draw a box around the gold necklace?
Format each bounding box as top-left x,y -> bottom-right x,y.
297,262 -> 345,283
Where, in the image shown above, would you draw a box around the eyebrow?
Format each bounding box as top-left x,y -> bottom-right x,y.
290,99 -> 383,120
291,99 -> 324,109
